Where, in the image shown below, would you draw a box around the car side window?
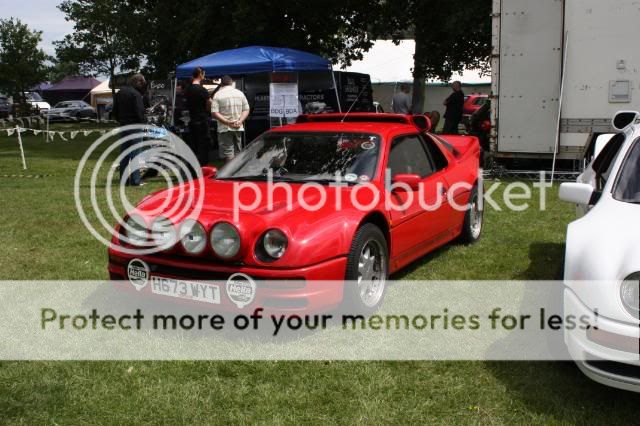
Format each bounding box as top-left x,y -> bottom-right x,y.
422,135 -> 449,171
388,135 -> 434,178
592,133 -> 625,190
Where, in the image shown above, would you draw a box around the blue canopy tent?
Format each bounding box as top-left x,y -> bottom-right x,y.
172,46 -> 342,127
175,46 -> 333,77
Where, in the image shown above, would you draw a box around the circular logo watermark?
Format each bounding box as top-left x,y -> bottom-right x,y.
74,125 -> 204,255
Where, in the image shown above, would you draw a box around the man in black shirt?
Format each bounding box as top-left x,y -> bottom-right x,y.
113,73 -> 146,186
184,67 -> 212,166
443,81 -> 465,134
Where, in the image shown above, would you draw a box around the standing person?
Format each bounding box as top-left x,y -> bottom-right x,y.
113,73 -> 146,186
443,81 -> 465,134
185,67 -> 212,166
211,75 -> 250,162
392,83 -> 412,114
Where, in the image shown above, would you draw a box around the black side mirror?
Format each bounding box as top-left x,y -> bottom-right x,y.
612,111 -> 639,131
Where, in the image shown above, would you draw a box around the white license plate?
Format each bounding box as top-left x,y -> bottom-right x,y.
150,276 -> 221,304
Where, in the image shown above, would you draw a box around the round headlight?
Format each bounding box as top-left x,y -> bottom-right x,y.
124,214 -> 148,246
263,229 -> 288,259
621,273 -> 640,318
150,216 -> 176,249
179,219 -> 207,254
211,222 -> 241,259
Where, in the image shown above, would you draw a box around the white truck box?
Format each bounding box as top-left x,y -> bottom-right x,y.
492,0 -> 640,160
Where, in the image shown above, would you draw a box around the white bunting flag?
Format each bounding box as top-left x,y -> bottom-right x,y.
70,131 -> 79,139
58,132 -> 68,141
6,128 -> 15,136
83,130 -> 93,137
48,131 -> 55,141
32,130 -> 42,136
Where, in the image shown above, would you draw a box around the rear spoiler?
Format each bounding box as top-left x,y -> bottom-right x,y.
296,113 -> 432,132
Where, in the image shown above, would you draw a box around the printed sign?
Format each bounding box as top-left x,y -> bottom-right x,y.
269,83 -> 300,118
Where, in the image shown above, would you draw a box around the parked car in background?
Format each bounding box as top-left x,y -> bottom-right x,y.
462,94 -> 489,131
47,100 -> 96,121
21,92 -> 51,115
463,94 -> 488,117
0,96 -> 11,118
109,113 -> 482,314
560,111 -> 640,393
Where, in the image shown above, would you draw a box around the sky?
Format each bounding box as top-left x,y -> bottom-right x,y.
0,3 -> 490,84
345,40 -> 490,84
0,0 -> 73,56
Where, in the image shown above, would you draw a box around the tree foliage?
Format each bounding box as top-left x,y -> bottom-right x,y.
55,0 -> 143,95
48,60 -> 81,83
0,18 -> 50,100
111,0 -> 383,78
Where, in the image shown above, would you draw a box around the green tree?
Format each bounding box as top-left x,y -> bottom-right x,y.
55,0 -> 143,97
0,18 -> 49,103
379,0 -> 492,113
48,59 -> 81,82
127,0 -> 383,78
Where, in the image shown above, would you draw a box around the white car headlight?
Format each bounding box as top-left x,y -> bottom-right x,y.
150,216 -> 176,248
210,222 -> 241,259
263,229 -> 288,259
124,214 -> 148,246
621,273 -> 640,318
179,219 -> 207,254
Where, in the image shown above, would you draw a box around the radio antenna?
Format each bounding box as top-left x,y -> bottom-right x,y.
341,85 -> 369,123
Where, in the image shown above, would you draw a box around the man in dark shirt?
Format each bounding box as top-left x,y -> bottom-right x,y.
443,81 -> 465,134
184,67 -> 212,166
113,73 -> 146,186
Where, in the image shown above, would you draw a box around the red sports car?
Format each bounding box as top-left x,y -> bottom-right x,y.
108,114 -> 482,313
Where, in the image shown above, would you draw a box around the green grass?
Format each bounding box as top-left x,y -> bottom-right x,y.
0,130 -> 638,425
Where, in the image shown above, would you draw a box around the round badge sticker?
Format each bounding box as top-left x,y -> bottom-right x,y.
127,258 -> 150,291
344,173 -> 358,182
361,141 -> 376,150
226,273 -> 257,309
358,175 -> 371,183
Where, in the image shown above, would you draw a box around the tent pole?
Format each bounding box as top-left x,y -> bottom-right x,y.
331,68 -> 342,113
171,77 -> 177,127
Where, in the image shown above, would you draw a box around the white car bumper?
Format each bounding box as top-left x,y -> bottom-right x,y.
564,288 -> 640,392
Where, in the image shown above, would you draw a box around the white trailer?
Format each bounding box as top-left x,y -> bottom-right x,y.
491,0 -> 640,162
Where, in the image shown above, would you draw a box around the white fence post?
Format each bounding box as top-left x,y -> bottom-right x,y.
16,125 -> 27,170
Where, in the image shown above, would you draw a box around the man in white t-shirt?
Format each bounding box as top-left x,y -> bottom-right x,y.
211,75 -> 250,161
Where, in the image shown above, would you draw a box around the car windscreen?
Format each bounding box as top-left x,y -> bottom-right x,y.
216,132 -> 380,184
613,138 -> 640,204
24,92 -> 43,101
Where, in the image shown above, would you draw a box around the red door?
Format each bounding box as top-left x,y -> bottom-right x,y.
386,134 -> 453,263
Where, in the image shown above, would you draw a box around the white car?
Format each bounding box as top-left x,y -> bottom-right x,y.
560,111 -> 640,392
23,91 -> 51,115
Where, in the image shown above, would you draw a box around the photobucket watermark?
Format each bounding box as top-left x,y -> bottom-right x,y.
231,170 -> 554,221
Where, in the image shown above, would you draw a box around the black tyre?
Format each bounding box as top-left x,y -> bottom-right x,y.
343,224 -> 389,313
459,185 -> 483,244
